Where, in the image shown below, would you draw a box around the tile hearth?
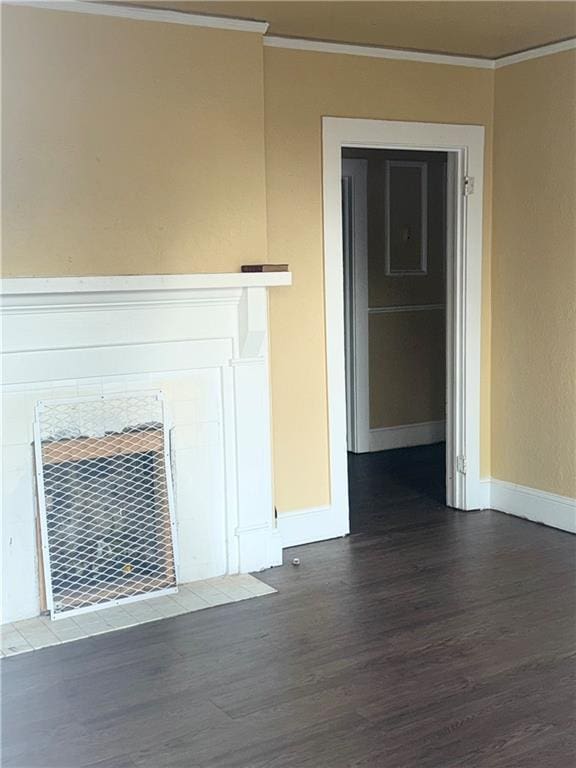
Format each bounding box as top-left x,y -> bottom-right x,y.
0,574 -> 276,657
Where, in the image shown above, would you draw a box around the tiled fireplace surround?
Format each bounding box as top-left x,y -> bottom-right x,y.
1,273 -> 291,625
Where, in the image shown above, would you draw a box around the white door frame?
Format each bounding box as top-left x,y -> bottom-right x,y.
342,158 -> 370,454
323,117 -> 484,534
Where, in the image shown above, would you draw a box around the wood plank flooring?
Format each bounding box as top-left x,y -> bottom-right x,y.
2,446 -> 575,767
348,443 -> 446,534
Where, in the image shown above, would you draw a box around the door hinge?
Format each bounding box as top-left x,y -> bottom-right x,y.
456,455 -> 467,474
463,176 -> 475,196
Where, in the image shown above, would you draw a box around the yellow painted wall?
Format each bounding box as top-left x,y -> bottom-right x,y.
492,51 -> 576,498
2,5 -> 268,275
2,7 -> 497,515
369,310 -> 446,428
264,47 -> 494,511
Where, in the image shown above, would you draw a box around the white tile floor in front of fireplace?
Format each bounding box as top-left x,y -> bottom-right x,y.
0,574 -> 276,657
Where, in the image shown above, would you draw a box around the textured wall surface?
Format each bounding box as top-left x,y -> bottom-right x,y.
264,47 -> 493,511
2,5 -> 268,276
492,50 -> 576,498
369,310 -> 446,428
3,6 -> 498,515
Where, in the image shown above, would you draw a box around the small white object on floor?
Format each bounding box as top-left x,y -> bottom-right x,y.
0,574 -> 277,657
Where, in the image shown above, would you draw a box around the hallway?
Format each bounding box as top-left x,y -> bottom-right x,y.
348,443 -> 446,534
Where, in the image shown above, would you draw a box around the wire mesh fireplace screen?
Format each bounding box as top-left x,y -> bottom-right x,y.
34,393 -> 178,619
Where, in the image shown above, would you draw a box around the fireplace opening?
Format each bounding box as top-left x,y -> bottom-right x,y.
34,394 -> 178,618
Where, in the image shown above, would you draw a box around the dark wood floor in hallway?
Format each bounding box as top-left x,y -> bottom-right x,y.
348,443 -> 447,534
3,447 -> 576,768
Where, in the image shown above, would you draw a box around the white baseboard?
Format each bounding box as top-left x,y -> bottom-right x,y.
482,479 -> 575,534
369,420 -> 445,452
276,480 -> 575,552
277,505 -> 349,548
479,479 -> 491,510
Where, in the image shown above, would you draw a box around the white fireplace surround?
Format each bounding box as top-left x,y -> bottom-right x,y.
1,272 -> 291,623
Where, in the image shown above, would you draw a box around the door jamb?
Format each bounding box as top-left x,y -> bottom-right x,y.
342,158 -> 369,454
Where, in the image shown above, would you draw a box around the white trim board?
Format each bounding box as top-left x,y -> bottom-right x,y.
2,273 -> 292,296
480,480 -> 576,535
276,506 -> 347,549
493,38 -> 576,69
342,158 -> 370,455
276,478 -> 575,553
6,1 -> 269,33
276,478 -> 574,553
265,35 -> 576,70
264,35 -> 493,69
369,421 -> 446,452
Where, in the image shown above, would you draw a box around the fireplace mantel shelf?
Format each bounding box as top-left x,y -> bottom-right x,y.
2,272 -> 292,296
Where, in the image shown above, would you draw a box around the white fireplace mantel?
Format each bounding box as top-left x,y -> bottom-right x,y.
2,271 -> 292,297
1,272 -> 291,623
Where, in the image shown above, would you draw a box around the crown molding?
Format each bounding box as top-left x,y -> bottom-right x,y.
6,2 -> 575,67
494,37 -> 576,68
5,1 -> 270,34
265,34 -> 576,70
263,36 -> 494,70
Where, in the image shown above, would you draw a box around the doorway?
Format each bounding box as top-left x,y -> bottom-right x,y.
342,148 -> 448,532
322,118 -> 484,540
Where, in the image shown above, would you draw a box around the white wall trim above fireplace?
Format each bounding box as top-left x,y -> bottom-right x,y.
1,273 -> 290,623
1,273 -> 292,315
2,272 -> 292,296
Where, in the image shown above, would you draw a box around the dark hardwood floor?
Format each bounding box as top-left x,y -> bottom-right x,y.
3,447 -> 576,768
348,443 -> 446,534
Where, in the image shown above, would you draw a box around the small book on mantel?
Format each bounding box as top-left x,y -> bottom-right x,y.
241,264 -> 289,273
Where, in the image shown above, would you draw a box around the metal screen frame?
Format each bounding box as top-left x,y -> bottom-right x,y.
33,391 -> 179,620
